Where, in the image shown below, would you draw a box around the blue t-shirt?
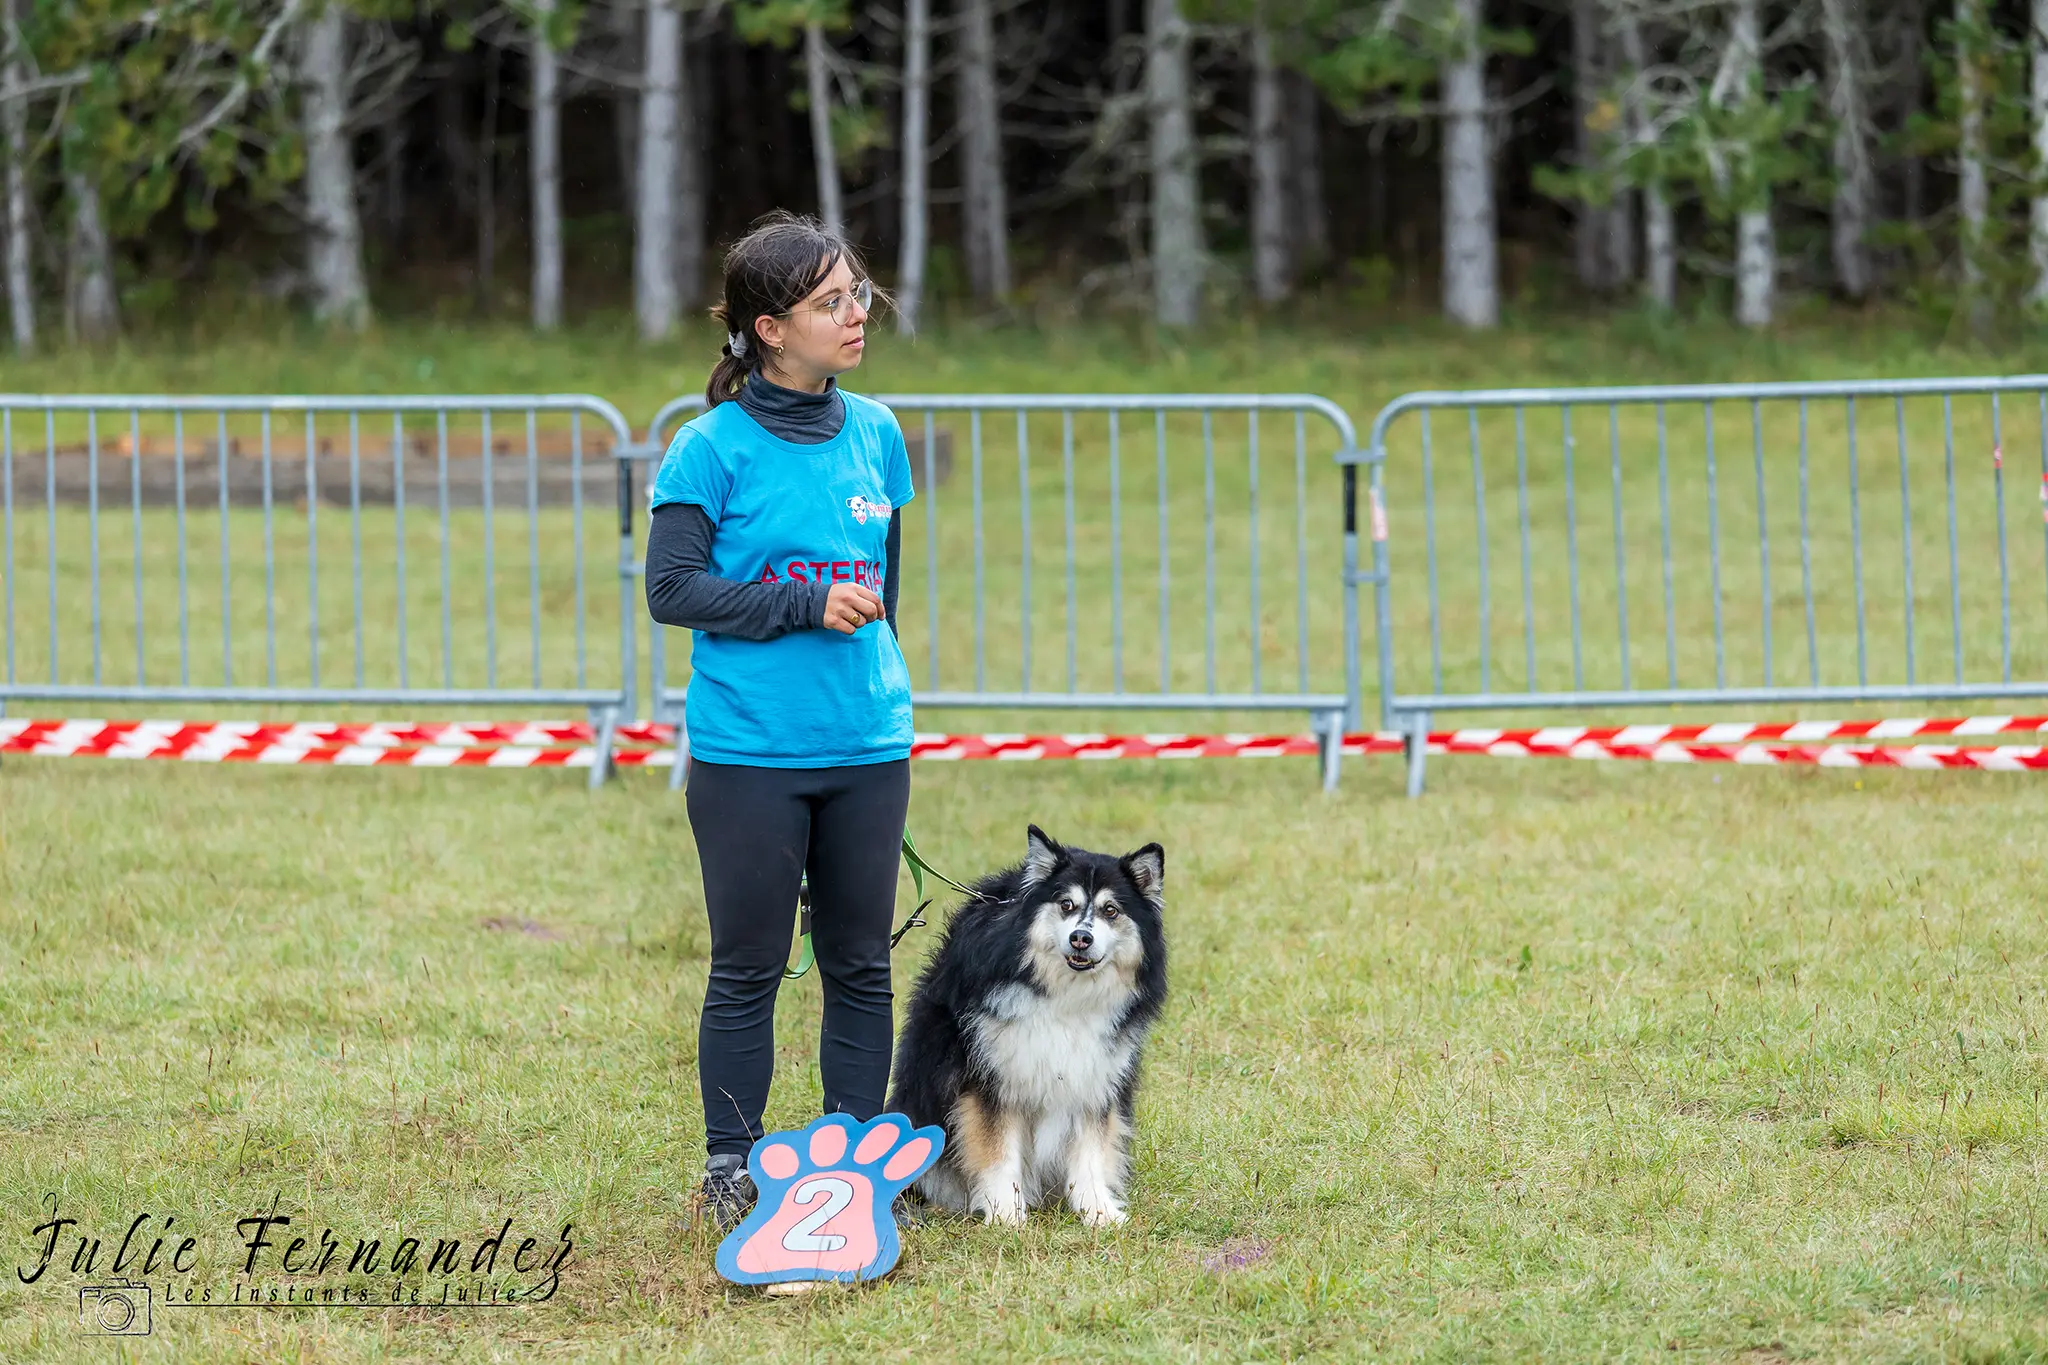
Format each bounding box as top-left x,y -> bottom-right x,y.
648,392 -> 916,768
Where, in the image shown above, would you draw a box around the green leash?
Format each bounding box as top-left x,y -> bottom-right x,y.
782,832 -> 974,981
784,882 -> 817,980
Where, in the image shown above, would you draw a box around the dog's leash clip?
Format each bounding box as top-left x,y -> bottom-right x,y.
783,880 -> 816,980
888,831 -> 939,952
889,900 -> 929,951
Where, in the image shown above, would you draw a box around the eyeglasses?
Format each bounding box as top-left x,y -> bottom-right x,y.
789,277 -> 872,326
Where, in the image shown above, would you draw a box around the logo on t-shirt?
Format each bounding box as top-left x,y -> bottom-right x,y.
845,495 -> 893,525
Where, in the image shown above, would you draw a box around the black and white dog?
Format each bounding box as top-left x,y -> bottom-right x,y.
887,826 -> 1167,1227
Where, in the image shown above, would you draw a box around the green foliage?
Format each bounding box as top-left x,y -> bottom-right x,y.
26,0 -> 303,241
1894,4 -> 2040,321
734,0 -> 887,169
831,98 -> 890,164
1676,78 -> 1822,220
731,0 -> 849,48
1534,23 -> 1824,283
526,0 -> 587,53
1303,7 -> 1445,111
1298,1 -> 1531,114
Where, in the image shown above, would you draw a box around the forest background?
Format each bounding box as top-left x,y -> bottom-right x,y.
5,0 -> 2041,352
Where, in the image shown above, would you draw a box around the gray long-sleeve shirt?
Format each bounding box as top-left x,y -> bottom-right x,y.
644,374 -> 901,640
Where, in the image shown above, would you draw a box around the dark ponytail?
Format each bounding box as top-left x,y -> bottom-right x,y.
705,211 -> 878,406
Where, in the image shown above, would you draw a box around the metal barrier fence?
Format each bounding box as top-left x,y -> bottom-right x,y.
1356,377 -> 2048,795
25,381 -> 2048,801
0,394 -> 640,785
642,393 -> 1362,787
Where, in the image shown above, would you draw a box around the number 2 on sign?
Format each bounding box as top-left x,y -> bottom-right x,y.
781,1177 -> 855,1253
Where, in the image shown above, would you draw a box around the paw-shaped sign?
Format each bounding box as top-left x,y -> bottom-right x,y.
715,1113 -> 944,1287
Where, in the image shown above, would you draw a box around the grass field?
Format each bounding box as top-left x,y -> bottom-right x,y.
5,317 -> 2048,1361
5,752 -> 2048,1362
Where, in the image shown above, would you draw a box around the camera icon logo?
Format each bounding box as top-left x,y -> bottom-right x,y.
78,1279 -> 152,1335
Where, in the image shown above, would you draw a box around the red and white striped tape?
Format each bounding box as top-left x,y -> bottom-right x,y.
1414,736 -> 2048,769
0,718 -> 665,767
912,732 -> 1350,761
1441,716 -> 2048,745
1373,717 -> 2048,769
6,717 -> 2048,771
0,719 -> 1355,767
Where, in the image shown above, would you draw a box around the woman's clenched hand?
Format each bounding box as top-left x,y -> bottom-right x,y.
821,582 -> 885,634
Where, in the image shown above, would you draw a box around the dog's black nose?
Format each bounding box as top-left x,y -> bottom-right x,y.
1068,928 -> 1093,952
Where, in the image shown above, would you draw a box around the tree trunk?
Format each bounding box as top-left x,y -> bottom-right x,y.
531,0 -> 563,330
1606,188 -> 1636,287
956,0 -> 1010,300
378,103 -> 406,249
65,174 -> 117,343
1578,0 -> 1636,288
1957,0 -> 1988,329
2030,0 -> 2048,306
675,8 -> 704,310
477,42 -> 501,312
611,1 -> 641,213
1732,232 -> 1772,324
1902,0 -> 1926,224
1618,11 -> 1672,308
870,15 -> 900,255
805,21 -> 843,234
635,0 -> 680,341
302,3 -> 370,329
1365,128 -> 1388,255
1146,0 -> 1202,326
1287,71 -> 1328,272
1713,0 -> 1771,328
723,26 -> 763,225
1641,186 -> 1673,306
2,0 -> 33,353
434,57 -> 477,233
1734,211 -> 1774,326
1571,0 -> 1611,290
1821,0 -> 1873,301
764,29 -> 806,208
897,0 -> 932,331
1249,14 -> 1290,303
1440,0 -> 1497,327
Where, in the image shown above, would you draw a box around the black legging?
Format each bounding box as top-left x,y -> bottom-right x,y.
685,757 -> 912,1157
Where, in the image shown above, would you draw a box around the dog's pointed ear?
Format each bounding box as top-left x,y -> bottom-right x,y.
1024,825 -> 1064,883
1120,843 -> 1165,909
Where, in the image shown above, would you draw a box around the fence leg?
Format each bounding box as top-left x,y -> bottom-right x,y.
1315,709 -> 1343,792
667,721 -> 687,792
1403,710 -> 1430,799
588,707 -> 618,790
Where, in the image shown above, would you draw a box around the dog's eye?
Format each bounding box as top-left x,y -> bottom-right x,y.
1099,905 -> 1119,921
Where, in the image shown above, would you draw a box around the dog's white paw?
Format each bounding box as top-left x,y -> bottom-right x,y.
1068,1185 -> 1126,1228
1076,1203 -> 1126,1229
975,1187 -> 1027,1227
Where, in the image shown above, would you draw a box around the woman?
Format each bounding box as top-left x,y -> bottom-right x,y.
644,213 -> 914,1227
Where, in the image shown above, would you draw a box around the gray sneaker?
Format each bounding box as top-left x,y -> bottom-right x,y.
697,1153 -> 757,1231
